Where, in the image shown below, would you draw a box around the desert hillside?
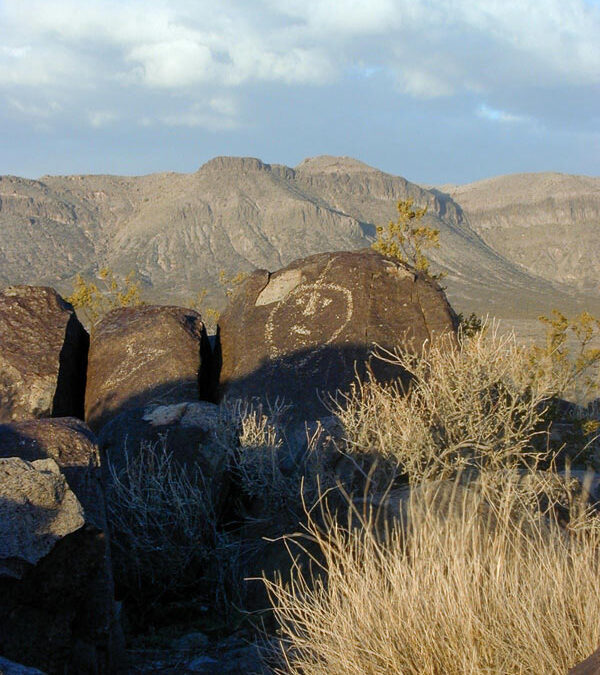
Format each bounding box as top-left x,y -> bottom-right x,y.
1,157 -> 599,328
441,172 -> 600,291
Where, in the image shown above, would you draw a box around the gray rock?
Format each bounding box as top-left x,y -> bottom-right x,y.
0,417 -> 104,528
0,421 -> 124,674
0,656 -> 47,674
187,655 -> 219,672
85,305 -> 213,433
172,632 -> 210,651
0,457 -> 84,579
0,286 -> 88,423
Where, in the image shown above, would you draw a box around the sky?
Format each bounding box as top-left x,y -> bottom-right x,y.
0,0 -> 599,184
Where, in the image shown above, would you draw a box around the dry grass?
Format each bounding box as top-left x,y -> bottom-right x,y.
265,471 -> 600,675
106,437 -> 219,596
263,326 -> 600,674
334,323 -> 558,486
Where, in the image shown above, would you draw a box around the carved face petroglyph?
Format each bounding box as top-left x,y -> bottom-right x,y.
265,281 -> 354,366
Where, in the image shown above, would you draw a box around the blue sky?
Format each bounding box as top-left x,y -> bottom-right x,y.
0,0 -> 599,184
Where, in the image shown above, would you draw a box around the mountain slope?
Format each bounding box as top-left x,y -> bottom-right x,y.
1,158 -> 599,326
442,172 -> 600,291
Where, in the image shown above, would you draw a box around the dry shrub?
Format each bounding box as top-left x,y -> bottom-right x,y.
335,323 -> 557,485
228,399 -> 295,510
220,398 -> 333,516
106,437 -> 220,597
265,471 -> 600,675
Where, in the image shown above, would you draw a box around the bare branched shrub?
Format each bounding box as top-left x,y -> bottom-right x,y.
265,471 -> 600,675
106,437 -> 218,596
335,323 -> 557,485
218,399 -> 332,516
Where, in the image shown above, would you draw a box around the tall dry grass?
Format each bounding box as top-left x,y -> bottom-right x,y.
265,472 -> 600,675
264,324 -> 600,674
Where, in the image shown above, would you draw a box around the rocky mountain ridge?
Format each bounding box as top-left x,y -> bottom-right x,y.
1,157 -> 599,327
440,172 -> 600,291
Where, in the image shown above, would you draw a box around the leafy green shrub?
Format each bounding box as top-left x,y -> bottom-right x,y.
372,198 -> 442,278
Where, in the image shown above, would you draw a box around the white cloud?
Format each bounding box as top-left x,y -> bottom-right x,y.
0,0 -> 599,128
127,40 -> 215,88
88,110 -> 118,127
7,97 -> 61,119
0,45 -> 30,58
476,104 -> 531,124
160,97 -> 239,130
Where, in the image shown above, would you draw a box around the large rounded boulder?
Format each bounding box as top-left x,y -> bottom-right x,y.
218,249 -> 457,423
0,417 -> 123,674
0,286 -> 88,423
85,305 -> 212,432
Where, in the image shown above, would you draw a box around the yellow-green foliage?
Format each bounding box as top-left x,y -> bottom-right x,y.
372,198 -> 441,277
530,309 -> 600,401
190,269 -> 248,330
67,268 -> 143,325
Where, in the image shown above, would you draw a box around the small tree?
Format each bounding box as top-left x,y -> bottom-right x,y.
372,199 -> 442,277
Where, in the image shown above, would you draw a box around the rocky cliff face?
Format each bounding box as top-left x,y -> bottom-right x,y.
443,172 -> 600,291
1,158 -> 599,324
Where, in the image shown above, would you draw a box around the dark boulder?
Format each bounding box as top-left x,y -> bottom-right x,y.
0,656 -> 47,674
218,249 -> 457,423
569,647 -> 600,674
0,286 -> 88,423
85,305 -> 212,433
98,401 -> 231,513
0,419 -> 123,674
0,457 -> 85,579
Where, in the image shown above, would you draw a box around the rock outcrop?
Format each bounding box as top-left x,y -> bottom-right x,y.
445,172 -> 600,292
0,419 -> 123,674
85,305 -> 212,432
569,647 -> 600,674
0,656 -> 47,675
0,286 -> 88,423
0,457 -> 85,579
218,249 -> 457,423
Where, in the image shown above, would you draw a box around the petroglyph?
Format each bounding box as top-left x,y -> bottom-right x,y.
103,342 -> 169,390
265,281 -> 354,366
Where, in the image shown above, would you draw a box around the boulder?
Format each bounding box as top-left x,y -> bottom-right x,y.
0,418 -> 103,527
0,457 -> 85,580
0,419 -> 123,674
0,286 -> 88,423
98,401 -> 232,513
218,249 -> 457,423
569,647 -> 600,674
85,305 -> 213,433
0,656 -> 47,675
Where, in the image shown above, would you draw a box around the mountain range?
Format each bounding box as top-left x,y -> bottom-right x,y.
1,155 -> 599,336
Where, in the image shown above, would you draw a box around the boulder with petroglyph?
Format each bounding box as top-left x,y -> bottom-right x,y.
218,249 -> 457,423
85,305 -> 213,433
